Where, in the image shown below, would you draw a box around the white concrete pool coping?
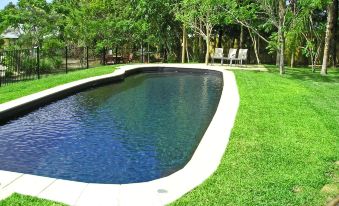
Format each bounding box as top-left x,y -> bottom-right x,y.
0,64 -> 240,206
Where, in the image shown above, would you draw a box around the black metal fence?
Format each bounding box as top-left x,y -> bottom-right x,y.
0,45 -> 163,87
0,46 -> 103,87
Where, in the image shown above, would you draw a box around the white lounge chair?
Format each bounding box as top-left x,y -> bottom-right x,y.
224,48 -> 237,66
235,49 -> 248,65
211,48 -> 224,65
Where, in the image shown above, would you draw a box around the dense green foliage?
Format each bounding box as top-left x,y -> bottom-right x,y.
0,0 -> 337,70
171,67 -> 339,205
0,0 -> 182,62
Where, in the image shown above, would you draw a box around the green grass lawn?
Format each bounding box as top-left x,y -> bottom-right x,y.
0,193 -> 66,206
0,66 -> 338,206
0,65 -> 117,104
171,67 -> 339,205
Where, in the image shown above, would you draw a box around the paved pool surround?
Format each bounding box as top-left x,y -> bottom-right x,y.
0,64 -> 240,206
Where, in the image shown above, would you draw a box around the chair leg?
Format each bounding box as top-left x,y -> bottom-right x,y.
221,59 -> 224,66
212,58 -> 214,65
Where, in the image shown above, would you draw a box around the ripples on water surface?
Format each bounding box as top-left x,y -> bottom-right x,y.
0,71 -> 223,183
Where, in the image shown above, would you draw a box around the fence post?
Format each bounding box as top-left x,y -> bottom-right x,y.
36,46 -> 40,79
141,40 -> 144,63
0,51 -> 2,87
65,46 -> 68,74
102,47 -> 106,65
86,46 -> 89,69
115,47 -> 118,64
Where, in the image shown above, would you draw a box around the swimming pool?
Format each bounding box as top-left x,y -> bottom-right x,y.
0,70 -> 223,184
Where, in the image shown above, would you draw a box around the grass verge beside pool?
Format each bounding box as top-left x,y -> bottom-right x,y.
0,66 -> 338,205
0,193 -> 66,206
171,67 -> 338,205
0,65 -> 117,104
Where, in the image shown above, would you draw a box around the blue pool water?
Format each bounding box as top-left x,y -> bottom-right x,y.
0,71 -> 223,183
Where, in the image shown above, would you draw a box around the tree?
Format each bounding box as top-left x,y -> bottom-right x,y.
286,0 -> 299,68
0,2 -> 20,38
175,0 -> 224,64
181,25 -> 187,63
321,0 -> 337,75
331,0 -> 338,67
0,0 -> 335,74
278,0 -> 286,74
222,0 -> 289,69
285,0 -> 327,72
133,0 -> 182,62
16,0 -> 58,47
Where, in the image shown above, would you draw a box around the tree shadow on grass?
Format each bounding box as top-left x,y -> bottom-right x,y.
265,65 -> 339,83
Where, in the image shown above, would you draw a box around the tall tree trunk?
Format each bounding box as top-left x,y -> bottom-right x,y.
193,37 -> 197,60
205,33 -> 210,64
218,27 -> 223,48
186,36 -> 190,63
141,40 -> 144,63
239,25 -> 244,49
257,35 -> 260,56
278,0 -> 286,74
162,43 -> 168,63
199,20 -> 203,62
232,38 -> 236,48
193,20 -> 199,62
311,52 -> 315,72
315,42 -> 323,72
181,26 -> 187,63
321,0 -> 335,75
290,0 -> 297,68
291,0 -> 297,14
276,52 -> 280,66
279,36 -> 285,74
248,28 -> 261,64
147,43 -> 150,63
291,53 -> 295,68
331,0 -> 338,67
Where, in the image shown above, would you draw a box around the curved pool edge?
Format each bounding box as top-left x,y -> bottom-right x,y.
0,69 -> 126,122
0,64 -> 240,206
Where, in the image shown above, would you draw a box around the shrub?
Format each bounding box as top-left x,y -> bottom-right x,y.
40,57 -> 63,73
167,53 -> 178,63
21,57 -> 36,75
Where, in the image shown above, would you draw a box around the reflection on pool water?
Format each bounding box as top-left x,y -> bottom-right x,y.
0,71 -> 223,184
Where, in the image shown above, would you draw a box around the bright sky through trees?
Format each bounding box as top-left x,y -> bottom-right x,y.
0,0 -> 16,9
